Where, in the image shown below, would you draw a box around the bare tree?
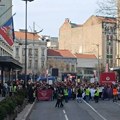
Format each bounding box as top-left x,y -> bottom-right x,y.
96,0 -> 117,17
96,0 -> 120,66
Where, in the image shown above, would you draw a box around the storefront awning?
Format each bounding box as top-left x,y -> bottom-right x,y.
0,56 -> 22,69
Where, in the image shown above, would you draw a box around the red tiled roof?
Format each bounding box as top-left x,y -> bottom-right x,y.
15,31 -> 41,40
47,49 -> 76,58
74,53 -> 97,59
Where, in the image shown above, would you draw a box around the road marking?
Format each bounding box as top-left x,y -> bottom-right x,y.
63,110 -> 66,114
63,110 -> 69,120
64,114 -> 69,120
83,100 -> 108,120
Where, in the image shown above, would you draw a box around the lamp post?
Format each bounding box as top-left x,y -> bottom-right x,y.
96,44 -> 100,81
22,0 -> 34,86
93,44 -> 100,81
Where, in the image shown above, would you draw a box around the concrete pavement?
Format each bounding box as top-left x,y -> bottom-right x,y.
15,100 -> 36,120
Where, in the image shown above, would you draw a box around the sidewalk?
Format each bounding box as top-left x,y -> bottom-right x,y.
15,100 -> 36,120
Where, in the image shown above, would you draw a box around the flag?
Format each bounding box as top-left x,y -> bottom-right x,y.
0,17 -> 14,46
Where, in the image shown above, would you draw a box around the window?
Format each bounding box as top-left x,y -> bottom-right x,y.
110,47 -> 113,54
28,60 -> 32,69
106,55 -> 113,59
106,46 -> 109,54
41,48 -> 45,56
41,61 -> 44,68
35,60 -> 38,69
29,48 -> 32,56
106,59 -> 109,64
66,64 -> 69,71
84,69 -> 94,74
16,47 -> 19,57
110,35 -> 113,40
71,65 -> 75,72
34,49 -> 38,56
22,48 -> 25,56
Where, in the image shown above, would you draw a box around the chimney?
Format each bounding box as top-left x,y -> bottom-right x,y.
65,18 -> 70,23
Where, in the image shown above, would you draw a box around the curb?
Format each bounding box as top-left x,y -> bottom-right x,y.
15,100 -> 36,120
25,100 -> 36,120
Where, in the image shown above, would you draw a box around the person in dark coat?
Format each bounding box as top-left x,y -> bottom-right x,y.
55,87 -> 64,108
28,84 -> 34,103
76,87 -> 83,103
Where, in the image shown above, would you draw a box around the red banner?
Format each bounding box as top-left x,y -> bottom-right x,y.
37,89 -> 53,101
100,72 -> 116,85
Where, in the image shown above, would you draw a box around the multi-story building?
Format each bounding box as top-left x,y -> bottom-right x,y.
47,49 -> 77,78
59,16 -> 117,69
42,35 -> 59,49
117,0 -> 120,65
14,30 -> 47,77
0,0 -> 22,83
75,53 -> 97,80
0,0 -> 13,56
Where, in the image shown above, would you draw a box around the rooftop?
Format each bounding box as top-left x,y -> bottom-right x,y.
47,49 -> 76,58
74,53 -> 97,59
15,31 -> 41,40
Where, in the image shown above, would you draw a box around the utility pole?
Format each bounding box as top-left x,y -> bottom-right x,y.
32,22 -> 35,82
97,44 -> 100,81
93,44 -> 100,81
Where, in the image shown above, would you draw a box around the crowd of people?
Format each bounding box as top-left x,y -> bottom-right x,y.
0,79 -> 120,106
50,80 -> 120,107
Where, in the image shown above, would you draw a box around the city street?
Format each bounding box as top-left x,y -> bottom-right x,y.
27,99 -> 120,120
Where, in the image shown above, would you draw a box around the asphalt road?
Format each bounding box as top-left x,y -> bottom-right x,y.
27,99 -> 120,120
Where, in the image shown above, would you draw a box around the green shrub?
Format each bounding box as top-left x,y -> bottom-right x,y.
0,89 -> 27,119
0,105 -> 7,120
15,95 -> 24,105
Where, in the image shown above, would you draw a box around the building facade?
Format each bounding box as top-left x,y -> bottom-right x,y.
0,0 -> 23,83
46,37 -> 59,49
0,0 -> 13,56
59,16 -> 117,69
14,30 -> 47,78
75,53 -> 98,80
117,0 -> 120,66
47,49 -> 77,78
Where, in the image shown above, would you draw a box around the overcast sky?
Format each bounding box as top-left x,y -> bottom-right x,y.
13,0 -> 98,37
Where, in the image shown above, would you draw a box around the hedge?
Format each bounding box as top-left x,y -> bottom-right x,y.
0,89 -> 27,120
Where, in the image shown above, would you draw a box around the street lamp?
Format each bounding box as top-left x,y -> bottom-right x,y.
93,44 -> 100,81
22,0 -> 34,86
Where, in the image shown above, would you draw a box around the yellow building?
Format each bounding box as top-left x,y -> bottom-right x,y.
59,15 -> 117,68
